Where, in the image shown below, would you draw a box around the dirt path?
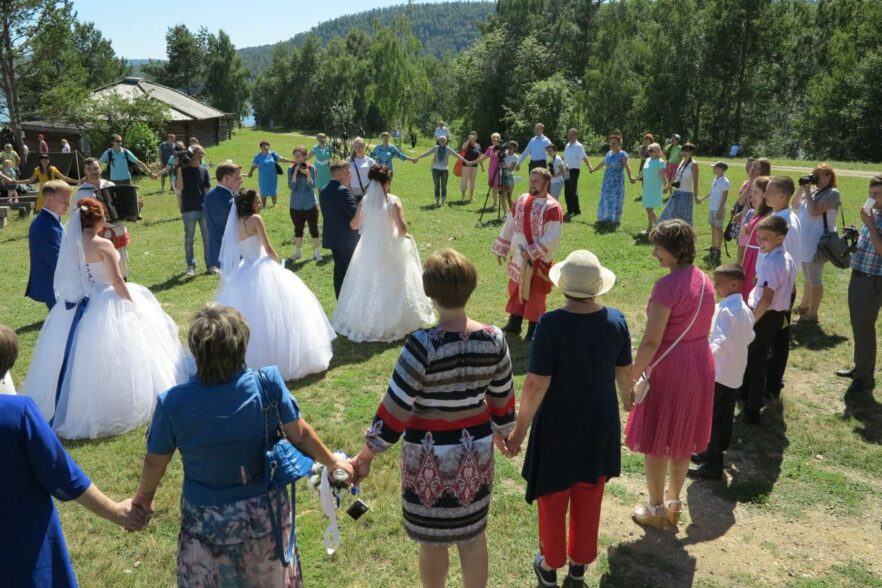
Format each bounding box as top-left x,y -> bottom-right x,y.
696,160 -> 879,178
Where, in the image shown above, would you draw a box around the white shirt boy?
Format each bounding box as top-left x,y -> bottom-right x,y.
756,208 -> 802,273
710,293 -> 755,389
748,245 -> 797,312
708,175 -> 731,212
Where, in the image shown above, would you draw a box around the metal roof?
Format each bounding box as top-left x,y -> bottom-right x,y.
91,77 -> 228,121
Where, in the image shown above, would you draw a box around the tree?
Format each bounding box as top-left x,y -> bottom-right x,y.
0,0 -> 73,143
144,25 -> 205,95
203,30 -> 250,123
366,17 -> 428,131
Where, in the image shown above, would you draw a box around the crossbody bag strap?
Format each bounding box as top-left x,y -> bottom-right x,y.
647,272 -> 706,375
256,368 -> 298,568
352,158 -> 366,194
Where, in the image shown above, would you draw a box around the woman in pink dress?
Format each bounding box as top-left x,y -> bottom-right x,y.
624,220 -> 715,530
740,176 -> 771,300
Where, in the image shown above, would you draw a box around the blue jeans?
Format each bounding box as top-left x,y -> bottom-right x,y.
182,210 -> 208,268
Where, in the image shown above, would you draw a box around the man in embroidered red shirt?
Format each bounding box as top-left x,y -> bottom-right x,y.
492,167 -> 563,340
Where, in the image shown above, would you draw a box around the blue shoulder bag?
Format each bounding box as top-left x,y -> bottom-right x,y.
255,368 -> 315,568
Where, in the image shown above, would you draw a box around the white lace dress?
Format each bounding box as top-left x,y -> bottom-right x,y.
22,262 -> 186,439
332,186 -> 434,342
216,234 -> 335,380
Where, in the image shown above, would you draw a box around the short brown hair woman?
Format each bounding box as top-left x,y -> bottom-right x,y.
625,220 -> 716,529
352,249 -> 516,588
133,303 -> 352,587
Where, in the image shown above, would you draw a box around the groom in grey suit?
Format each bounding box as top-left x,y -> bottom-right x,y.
319,160 -> 360,298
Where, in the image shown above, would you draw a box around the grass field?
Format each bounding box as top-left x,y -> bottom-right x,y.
2,128 -> 881,587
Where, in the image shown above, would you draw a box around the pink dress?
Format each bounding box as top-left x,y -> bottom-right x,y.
741,214 -> 766,301
625,266 -> 715,459
486,145 -> 500,187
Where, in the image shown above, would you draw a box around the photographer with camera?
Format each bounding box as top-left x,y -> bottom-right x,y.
287,146 -> 322,263
791,164 -> 841,323
838,176 -> 882,396
175,145 -> 211,276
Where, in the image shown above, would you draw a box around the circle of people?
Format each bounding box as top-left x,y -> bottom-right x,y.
3,122 -> 882,588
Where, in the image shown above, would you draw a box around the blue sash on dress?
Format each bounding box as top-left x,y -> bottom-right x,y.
49,298 -> 90,426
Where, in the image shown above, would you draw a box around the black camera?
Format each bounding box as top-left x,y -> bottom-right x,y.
671,180 -> 681,188
799,174 -> 817,186
492,141 -> 507,159
175,146 -> 192,167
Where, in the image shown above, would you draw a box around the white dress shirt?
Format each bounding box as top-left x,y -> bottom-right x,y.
517,135 -> 553,165
749,246 -> 797,312
710,293 -> 755,388
563,141 -> 587,169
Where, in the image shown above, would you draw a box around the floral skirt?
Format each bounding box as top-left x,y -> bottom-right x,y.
177,491 -> 303,588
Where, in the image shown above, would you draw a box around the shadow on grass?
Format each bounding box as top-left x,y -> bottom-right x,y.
1,233 -> 28,244
790,323 -> 848,351
419,204 -> 440,211
600,531 -> 696,587
327,336 -> 402,370
593,221 -> 621,235
715,401 -> 788,505
145,272 -> 192,295
843,386 -> 882,445
15,320 -> 45,336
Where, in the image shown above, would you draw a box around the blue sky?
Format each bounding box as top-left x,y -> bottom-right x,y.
73,0 -> 459,60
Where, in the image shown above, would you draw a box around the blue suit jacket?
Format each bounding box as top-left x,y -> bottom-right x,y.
203,185 -> 234,268
319,180 -> 360,251
26,209 -> 63,306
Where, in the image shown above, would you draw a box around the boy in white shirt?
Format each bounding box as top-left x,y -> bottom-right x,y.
690,264 -> 754,479
698,162 -> 730,265
742,215 -> 796,424
762,176 -> 801,402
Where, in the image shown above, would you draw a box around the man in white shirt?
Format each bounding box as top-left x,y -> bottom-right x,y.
690,264 -> 754,479
434,121 -> 449,142
515,123 -> 552,172
562,128 -> 591,219
743,216 -> 796,424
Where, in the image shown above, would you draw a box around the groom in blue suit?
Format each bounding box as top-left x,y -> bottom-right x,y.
26,181 -> 72,310
319,160 -> 360,299
203,162 -> 243,273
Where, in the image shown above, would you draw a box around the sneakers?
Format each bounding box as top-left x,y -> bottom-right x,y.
533,553 -> 557,587
563,563 -> 586,588
208,266 -> 221,275
313,250 -> 323,262
291,249 -> 302,261
185,266 -> 196,277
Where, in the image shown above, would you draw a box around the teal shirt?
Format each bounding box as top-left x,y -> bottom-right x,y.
370,144 -> 408,170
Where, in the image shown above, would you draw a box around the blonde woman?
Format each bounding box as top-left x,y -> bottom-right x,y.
632,143 -> 666,234
348,137 -> 376,199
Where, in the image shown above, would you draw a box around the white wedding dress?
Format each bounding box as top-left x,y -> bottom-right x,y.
216,214 -> 335,381
22,213 -> 187,439
332,181 -> 434,342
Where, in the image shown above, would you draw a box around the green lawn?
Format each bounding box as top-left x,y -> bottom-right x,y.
2,128 -> 881,587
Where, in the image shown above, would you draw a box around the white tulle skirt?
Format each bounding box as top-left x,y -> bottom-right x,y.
22,284 -> 186,440
217,256 -> 335,381
332,234 -> 435,342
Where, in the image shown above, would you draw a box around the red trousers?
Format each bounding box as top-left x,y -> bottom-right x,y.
537,478 -> 606,569
506,275 -> 551,323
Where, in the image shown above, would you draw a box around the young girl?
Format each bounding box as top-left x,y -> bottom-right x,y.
633,142 -> 666,234
658,142 -> 699,225
739,176 -> 771,301
1,159 -> 18,203
501,141 -> 519,214
547,144 -> 566,198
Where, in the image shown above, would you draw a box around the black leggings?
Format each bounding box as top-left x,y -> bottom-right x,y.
432,168 -> 449,200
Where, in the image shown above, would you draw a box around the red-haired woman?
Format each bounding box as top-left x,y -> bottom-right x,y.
21,195 -> 186,439
793,163 -> 841,322
590,134 -> 635,227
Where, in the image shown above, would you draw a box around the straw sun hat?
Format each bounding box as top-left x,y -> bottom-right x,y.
549,250 -> 616,298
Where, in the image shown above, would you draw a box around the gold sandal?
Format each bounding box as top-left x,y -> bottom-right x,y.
632,503 -> 668,530
664,499 -> 683,527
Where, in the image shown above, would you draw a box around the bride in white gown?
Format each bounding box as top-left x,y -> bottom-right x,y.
216,188 -> 335,380
332,164 -> 434,342
22,197 -> 186,439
